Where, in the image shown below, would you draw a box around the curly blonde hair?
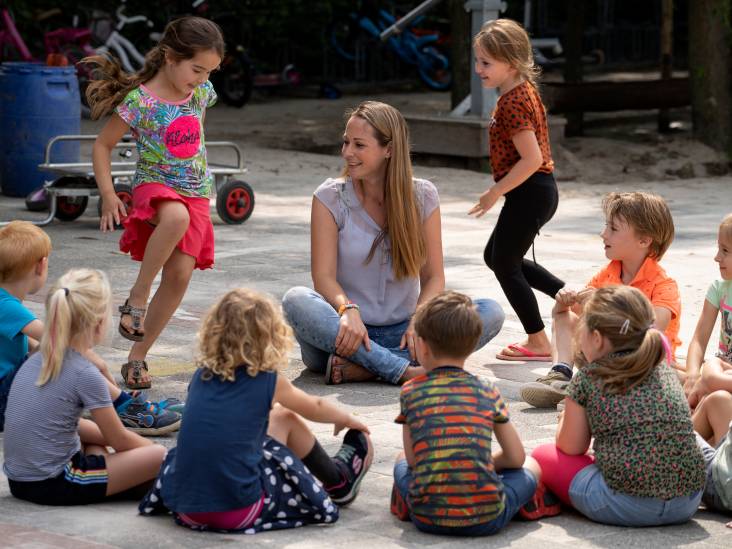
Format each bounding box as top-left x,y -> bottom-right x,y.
196,289 -> 293,381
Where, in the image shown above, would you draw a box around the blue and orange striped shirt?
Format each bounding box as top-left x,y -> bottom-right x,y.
395,366 -> 509,528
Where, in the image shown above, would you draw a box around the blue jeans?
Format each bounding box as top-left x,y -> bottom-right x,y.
282,286 -> 505,385
568,464 -> 702,527
393,458 -> 537,536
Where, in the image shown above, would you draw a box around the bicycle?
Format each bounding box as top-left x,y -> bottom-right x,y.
328,1 -> 451,91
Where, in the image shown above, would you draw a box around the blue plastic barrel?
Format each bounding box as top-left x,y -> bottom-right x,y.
0,62 -> 80,197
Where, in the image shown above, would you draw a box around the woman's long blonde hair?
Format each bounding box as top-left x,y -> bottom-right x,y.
343,101 -> 426,280
38,269 -> 111,386
576,286 -> 666,394
473,18 -> 540,87
197,289 -> 293,381
83,16 -> 224,119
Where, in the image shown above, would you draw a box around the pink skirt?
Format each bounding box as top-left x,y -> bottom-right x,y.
119,183 -> 215,270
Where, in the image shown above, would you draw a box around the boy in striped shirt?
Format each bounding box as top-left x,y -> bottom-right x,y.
390,291 -> 557,535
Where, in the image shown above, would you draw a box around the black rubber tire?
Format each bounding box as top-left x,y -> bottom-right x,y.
212,51 -> 254,108
216,180 -> 255,224
54,196 -> 89,221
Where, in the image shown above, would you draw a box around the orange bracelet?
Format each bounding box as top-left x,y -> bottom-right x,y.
338,302 -> 360,316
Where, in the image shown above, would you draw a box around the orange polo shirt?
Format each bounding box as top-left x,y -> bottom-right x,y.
587,257 -> 681,360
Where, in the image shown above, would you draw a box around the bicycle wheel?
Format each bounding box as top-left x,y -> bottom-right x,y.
328,16 -> 360,62
417,44 -> 452,91
212,50 -> 253,108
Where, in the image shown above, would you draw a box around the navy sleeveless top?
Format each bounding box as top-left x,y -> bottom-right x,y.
161,367 -> 276,513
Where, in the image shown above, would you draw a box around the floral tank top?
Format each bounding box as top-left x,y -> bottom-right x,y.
115,81 -> 217,197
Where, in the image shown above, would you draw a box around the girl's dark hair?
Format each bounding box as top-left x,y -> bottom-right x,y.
83,16 -> 224,120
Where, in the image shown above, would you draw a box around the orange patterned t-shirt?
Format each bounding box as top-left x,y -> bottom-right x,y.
488,81 -> 554,181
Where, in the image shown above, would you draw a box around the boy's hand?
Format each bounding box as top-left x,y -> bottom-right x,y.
555,288 -> 578,309
100,193 -> 127,232
468,187 -> 501,218
334,413 -> 370,436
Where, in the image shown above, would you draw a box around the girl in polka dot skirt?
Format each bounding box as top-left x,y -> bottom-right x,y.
531,286 -> 705,526
139,289 -> 374,533
469,19 -> 564,363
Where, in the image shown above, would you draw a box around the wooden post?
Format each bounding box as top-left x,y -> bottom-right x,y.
658,0 -> 673,132
689,0 -> 732,158
562,0 -> 585,136
449,0 -> 471,109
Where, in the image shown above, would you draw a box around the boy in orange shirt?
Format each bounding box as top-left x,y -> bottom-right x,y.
520,192 -> 681,407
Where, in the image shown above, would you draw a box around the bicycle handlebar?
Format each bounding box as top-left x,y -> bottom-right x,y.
379,0 -> 444,41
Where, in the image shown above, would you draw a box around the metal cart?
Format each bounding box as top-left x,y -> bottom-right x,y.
1,134 -> 255,226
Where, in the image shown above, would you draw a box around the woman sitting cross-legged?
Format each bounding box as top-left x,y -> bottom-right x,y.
282,101 -> 504,385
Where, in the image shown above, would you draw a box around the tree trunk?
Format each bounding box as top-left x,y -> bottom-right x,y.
449,0 -> 471,109
689,0 -> 732,157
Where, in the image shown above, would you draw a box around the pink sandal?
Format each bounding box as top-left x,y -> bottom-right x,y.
496,343 -> 551,362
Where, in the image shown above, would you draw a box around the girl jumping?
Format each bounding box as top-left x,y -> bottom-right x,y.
469,19 -> 564,362
531,286 -> 705,526
86,16 -> 223,389
2,269 -> 166,505
139,288 -> 373,534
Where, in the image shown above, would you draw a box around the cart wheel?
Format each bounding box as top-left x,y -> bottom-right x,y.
97,183 -> 134,228
216,180 -> 255,224
55,196 -> 89,222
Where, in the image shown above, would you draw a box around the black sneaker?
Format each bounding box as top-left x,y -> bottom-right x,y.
327,429 -> 373,506
118,400 -> 181,436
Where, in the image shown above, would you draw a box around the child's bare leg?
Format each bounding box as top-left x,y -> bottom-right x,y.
127,249 -> 195,373
102,445 -> 167,496
523,455 -> 543,482
553,308 -> 578,366
699,357 -> 732,394
693,390 -> 732,445
79,418 -> 107,447
122,201 -> 190,336
268,404 -> 318,457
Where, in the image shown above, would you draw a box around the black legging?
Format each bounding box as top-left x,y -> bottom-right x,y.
484,171 -> 564,335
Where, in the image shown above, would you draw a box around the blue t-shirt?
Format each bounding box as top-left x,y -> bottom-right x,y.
0,288 -> 36,380
161,367 -> 277,513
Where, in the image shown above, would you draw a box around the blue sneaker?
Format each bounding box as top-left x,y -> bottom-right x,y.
128,391 -> 185,414
117,400 -> 181,436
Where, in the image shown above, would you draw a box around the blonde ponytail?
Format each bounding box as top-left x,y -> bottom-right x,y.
38,269 -> 111,386
576,285 -> 666,394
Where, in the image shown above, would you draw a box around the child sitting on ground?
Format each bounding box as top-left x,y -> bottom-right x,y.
532,286 -> 705,526
0,221 -> 181,435
3,269 -> 167,505
139,288 -> 373,533
390,291 -> 558,537
693,389 -> 732,523
685,213 -> 732,407
521,191 -> 681,408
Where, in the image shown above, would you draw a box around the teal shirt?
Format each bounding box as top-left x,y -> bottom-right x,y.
0,288 -> 36,379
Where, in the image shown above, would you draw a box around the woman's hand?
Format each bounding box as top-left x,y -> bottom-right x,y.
335,308 -> 371,357
100,192 -> 127,232
468,187 -> 501,218
399,319 -> 417,361
334,412 -> 371,436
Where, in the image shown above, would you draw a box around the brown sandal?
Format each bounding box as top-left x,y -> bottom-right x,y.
118,299 -> 146,342
121,360 -> 151,389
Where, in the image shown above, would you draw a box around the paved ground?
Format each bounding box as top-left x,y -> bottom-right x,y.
1,93 -> 731,548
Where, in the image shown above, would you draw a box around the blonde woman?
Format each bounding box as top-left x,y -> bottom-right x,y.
2,269 -> 166,505
139,289 -> 373,533
283,101 -> 504,385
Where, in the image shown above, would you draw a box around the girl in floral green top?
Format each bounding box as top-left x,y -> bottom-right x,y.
85,17 -> 223,389
532,286 -> 705,526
